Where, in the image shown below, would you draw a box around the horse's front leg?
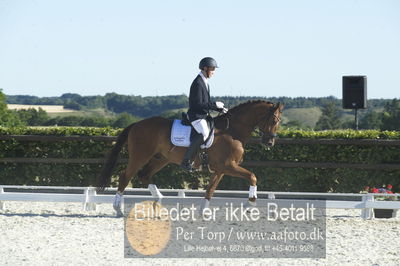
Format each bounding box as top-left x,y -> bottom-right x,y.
199,172 -> 224,213
224,163 -> 258,205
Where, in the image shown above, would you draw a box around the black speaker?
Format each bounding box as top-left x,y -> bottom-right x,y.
342,76 -> 367,109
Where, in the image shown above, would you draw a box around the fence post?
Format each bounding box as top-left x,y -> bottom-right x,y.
0,186 -> 4,211
361,194 -> 374,219
83,187 -> 97,211
178,190 -> 186,198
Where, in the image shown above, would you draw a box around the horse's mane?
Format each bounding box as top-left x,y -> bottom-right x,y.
229,100 -> 273,112
215,100 -> 274,120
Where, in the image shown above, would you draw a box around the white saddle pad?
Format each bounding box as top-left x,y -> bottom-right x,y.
171,119 -> 214,149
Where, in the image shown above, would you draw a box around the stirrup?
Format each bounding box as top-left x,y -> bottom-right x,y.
180,160 -> 195,172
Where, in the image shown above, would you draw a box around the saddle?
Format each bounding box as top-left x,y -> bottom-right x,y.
169,114 -> 214,172
181,112 -> 214,141
181,112 -> 191,126
170,118 -> 214,149
170,113 -> 215,172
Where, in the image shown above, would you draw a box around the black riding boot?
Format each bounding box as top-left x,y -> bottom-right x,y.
180,133 -> 204,172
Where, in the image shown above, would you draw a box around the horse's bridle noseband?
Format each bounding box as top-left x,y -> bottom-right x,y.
257,112 -> 281,140
260,131 -> 278,139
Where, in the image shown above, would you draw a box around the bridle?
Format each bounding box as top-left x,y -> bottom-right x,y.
216,106 -> 281,136
255,110 -> 282,139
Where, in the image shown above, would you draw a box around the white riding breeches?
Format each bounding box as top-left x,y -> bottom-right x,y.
191,119 -> 210,142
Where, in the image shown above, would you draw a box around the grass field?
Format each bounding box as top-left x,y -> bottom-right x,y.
7,104 -> 75,113
46,108 -> 115,118
7,104 -> 115,118
282,107 -> 322,128
166,107 -> 324,128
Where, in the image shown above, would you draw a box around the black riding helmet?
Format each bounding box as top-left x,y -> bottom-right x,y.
199,57 -> 219,70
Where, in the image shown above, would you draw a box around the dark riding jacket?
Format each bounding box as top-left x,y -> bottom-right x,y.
187,74 -> 219,122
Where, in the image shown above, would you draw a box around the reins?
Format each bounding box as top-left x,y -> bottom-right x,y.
254,109 -> 282,139
215,102 -> 281,138
216,111 -> 231,130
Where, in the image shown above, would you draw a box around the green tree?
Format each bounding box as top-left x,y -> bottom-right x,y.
0,89 -> 23,126
16,108 -> 49,126
81,116 -> 110,127
112,112 -> 140,128
160,110 -> 181,120
56,116 -> 84,126
315,102 -> 342,130
381,99 -> 400,130
64,101 -> 83,110
282,120 -> 306,130
44,117 -> 60,126
359,111 -> 382,129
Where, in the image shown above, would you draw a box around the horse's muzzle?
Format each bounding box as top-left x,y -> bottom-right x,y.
266,139 -> 275,147
262,133 -> 277,147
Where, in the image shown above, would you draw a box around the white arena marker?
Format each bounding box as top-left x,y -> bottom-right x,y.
83,187 -> 97,211
0,186 -> 5,211
178,190 -> 186,198
148,184 -> 164,198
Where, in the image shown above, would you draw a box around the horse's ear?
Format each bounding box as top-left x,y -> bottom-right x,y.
276,102 -> 284,112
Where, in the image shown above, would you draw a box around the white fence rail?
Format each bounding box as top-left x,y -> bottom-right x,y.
0,185 -> 399,219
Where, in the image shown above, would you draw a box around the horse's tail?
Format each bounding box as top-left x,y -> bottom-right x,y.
97,123 -> 135,192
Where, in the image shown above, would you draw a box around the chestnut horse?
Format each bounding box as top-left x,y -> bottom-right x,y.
97,100 -> 283,215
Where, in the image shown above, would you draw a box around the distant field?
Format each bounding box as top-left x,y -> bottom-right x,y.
8,104 -> 326,127
46,108 -> 115,118
7,104 -> 75,113
7,104 -> 115,118
283,107 -> 322,128
167,107 -> 323,128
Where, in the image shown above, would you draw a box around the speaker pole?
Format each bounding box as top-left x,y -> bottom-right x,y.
354,108 -> 359,130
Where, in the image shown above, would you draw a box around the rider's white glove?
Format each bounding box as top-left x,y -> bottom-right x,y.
215,101 -> 224,109
222,107 -> 228,114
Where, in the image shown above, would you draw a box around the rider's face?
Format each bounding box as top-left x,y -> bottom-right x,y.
203,67 -> 216,78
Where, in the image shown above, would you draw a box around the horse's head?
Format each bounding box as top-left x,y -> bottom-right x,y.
258,102 -> 284,147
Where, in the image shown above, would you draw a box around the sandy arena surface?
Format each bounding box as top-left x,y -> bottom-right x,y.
0,201 -> 399,266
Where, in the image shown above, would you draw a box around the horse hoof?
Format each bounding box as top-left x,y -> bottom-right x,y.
244,200 -> 257,213
114,207 -> 123,217
248,197 -> 257,203
113,202 -> 123,217
198,199 -> 210,214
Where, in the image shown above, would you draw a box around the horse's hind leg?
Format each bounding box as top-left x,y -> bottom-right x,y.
116,130 -> 159,193
117,159 -> 143,192
205,172 -> 224,200
113,159 -> 144,216
138,155 -> 169,186
113,153 -> 154,216
200,172 -> 224,213
137,155 -> 169,198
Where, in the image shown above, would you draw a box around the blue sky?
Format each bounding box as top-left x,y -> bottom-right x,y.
0,0 -> 399,98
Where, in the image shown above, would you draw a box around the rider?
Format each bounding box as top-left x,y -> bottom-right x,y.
181,57 -> 228,171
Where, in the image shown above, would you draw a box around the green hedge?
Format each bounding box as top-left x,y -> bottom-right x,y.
0,127 -> 399,193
